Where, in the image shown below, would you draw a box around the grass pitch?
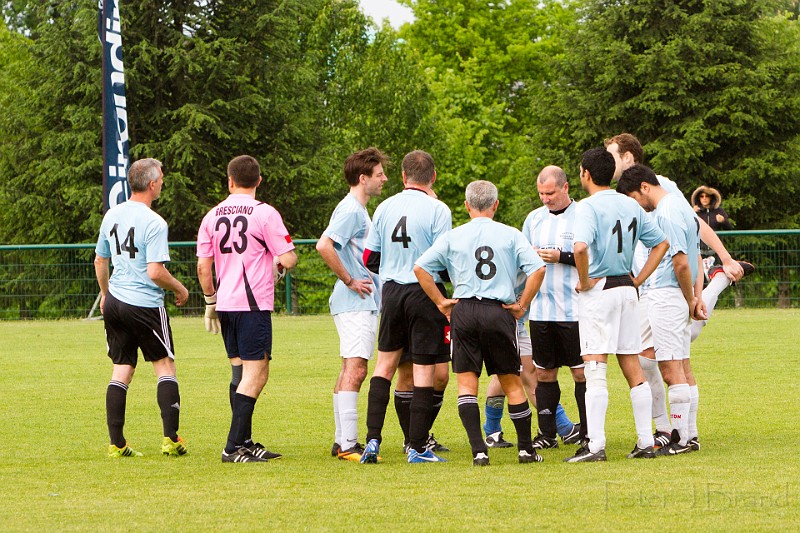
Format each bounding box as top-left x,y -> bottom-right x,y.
0,310 -> 798,531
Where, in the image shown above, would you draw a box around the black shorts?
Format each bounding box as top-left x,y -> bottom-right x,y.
399,350 -> 451,366
378,281 -> 451,365
450,298 -> 519,376
529,321 -> 582,369
103,291 -> 175,367
219,311 -> 273,361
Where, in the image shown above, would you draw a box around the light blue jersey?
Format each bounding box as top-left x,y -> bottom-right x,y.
642,193 -> 701,292
416,217 -> 545,303
95,200 -> 171,308
574,190 -> 666,278
322,193 -> 380,315
522,201 -> 579,322
366,188 -> 452,284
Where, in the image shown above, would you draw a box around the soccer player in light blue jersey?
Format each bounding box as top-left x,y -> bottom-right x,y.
617,164 -> 708,456
415,180 -> 546,466
360,150 -> 452,464
606,133 -> 755,450
566,148 -> 669,463
316,148 -> 388,461
94,158 -> 189,459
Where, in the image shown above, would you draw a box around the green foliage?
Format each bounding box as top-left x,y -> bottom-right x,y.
534,0 -> 800,228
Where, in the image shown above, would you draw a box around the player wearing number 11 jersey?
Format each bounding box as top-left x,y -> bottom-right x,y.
567,148 -> 668,463
197,155 -> 297,463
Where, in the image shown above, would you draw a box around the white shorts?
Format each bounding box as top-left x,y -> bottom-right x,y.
640,289 -> 691,361
578,279 -> 641,356
333,311 -> 378,360
517,320 -> 532,357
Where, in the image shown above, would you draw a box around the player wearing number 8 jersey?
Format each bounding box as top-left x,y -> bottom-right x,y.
95,158 -> 190,458
415,180 -> 546,466
197,155 -> 297,463
567,148 -> 668,463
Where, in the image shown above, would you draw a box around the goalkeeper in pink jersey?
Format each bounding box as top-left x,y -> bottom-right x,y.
197,155 -> 297,463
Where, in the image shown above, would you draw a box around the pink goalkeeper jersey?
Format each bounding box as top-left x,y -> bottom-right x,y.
197,194 -> 294,311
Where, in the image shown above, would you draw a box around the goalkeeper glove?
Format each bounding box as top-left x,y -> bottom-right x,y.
204,292 -> 220,334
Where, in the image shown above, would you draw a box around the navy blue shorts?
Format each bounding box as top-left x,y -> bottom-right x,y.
218,311 -> 273,361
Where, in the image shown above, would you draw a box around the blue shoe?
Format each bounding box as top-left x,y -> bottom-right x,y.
407,448 -> 446,463
360,439 -> 380,464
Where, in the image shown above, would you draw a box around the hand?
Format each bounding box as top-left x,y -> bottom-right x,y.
436,298 -> 459,321
536,248 -> 560,264
203,293 -> 220,334
715,213 -> 725,223
721,257 -> 744,283
575,278 -> 598,293
99,292 -> 106,314
691,297 -> 708,321
273,256 -> 286,283
174,284 -> 189,307
693,205 -> 700,212
502,301 -> 527,320
345,277 -> 374,299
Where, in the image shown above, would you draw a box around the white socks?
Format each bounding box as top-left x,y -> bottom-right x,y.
630,382 -> 655,448
689,385 -> 699,439
639,355 -> 670,433
584,361 -> 608,453
333,393 -> 341,446
691,274 -> 731,341
668,383 -> 691,445
338,391 -> 359,451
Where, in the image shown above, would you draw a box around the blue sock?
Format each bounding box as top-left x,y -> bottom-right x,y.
483,396 -> 504,435
555,403 -> 573,437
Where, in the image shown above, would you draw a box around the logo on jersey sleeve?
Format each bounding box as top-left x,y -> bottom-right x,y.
284,235 -> 293,243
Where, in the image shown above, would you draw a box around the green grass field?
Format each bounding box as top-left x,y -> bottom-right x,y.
1,309 -> 798,531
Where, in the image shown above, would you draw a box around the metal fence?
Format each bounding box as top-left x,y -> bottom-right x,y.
1,231 -> 798,320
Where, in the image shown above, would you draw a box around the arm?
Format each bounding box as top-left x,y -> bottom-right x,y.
698,218 -> 742,282
414,265 -> 458,320
573,242 -> 595,292
632,240 -> 670,288
147,262 -> 189,306
535,247 -> 573,265
316,235 -> 372,298
693,254 -> 708,320
671,251 -> 696,310
276,250 -> 298,272
94,255 -> 110,313
503,266 -> 545,320
363,248 -> 381,274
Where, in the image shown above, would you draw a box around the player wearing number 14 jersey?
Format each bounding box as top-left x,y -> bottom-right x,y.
197,155 -> 297,463
95,158 -> 190,458
567,148 -> 668,463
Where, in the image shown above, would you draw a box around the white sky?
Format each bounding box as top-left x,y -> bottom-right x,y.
358,0 -> 415,29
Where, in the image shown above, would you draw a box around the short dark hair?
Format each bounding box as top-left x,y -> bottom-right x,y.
581,147 -> 616,187
616,164 -> 659,195
604,133 -> 644,164
227,155 -> 260,188
402,150 -> 435,185
343,147 -> 389,186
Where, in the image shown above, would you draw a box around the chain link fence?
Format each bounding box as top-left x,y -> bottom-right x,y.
1,231 -> 798,320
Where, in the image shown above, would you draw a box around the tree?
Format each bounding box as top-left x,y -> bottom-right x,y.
534,0 -> 800,229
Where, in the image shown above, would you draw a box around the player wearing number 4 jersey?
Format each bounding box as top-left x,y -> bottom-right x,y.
361,150 -> 452,464
415,180 -> 546,466
95,158 -> 189,458
197,155 -> 297,463
567,148 -> 668,463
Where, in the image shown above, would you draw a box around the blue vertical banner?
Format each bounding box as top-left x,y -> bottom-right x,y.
98,0 -> 130,211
